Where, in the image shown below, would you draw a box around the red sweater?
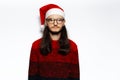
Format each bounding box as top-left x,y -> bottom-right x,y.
28,38 -> 80,80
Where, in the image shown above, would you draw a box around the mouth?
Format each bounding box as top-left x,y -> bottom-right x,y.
51,26 -> 60,28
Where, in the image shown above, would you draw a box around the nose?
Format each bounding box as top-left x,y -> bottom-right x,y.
53,20 -> 58,25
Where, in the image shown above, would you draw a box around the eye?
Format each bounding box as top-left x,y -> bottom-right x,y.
58,18 -> 64,21
46,18 -> 53,21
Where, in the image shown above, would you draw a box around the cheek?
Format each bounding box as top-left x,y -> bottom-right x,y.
46,23 -> 53,27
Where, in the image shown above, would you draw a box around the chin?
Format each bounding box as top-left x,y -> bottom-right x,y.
52,30 -> 59,32
50,30 -> 61,35
51,29 -> 60,32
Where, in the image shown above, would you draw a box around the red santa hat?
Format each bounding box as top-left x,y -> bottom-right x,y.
39,4 -> 65,31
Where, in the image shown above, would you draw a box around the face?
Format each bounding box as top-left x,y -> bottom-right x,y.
45,14 -> 65,34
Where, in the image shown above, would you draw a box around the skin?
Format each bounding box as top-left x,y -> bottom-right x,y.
45,14 -> 65,40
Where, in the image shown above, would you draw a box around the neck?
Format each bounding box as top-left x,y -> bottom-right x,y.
50,33 -> 61,40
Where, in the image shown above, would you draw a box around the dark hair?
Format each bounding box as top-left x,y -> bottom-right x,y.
40,25 -> 70,56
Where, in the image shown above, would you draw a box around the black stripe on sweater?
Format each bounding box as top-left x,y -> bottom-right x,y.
28,75 -> 80,80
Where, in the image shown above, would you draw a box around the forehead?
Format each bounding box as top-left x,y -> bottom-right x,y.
47,14 -> 64,19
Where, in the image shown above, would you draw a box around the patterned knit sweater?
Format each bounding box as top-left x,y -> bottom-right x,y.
28,38 -> 80,80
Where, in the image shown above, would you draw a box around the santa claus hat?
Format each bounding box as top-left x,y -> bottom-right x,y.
39,4 -> 65,31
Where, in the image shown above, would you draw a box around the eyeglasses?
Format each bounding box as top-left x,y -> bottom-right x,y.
46,18 -> 64,24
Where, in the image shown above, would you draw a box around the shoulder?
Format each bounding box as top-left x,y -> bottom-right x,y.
31,38 -> 42,49
69,39 -> 77,47
68,39 -> 78,51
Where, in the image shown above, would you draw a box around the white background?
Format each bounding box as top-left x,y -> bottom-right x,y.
0,0 -> 120,80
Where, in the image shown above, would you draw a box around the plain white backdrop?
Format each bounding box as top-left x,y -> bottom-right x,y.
0,0 -> 120,80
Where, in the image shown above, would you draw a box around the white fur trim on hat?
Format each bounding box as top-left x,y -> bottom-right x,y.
45,8 -> 65,18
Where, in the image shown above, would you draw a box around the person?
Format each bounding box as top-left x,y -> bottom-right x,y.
28,4 -> 80,80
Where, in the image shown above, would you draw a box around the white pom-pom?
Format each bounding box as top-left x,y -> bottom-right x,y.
40,25 -> 45,32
